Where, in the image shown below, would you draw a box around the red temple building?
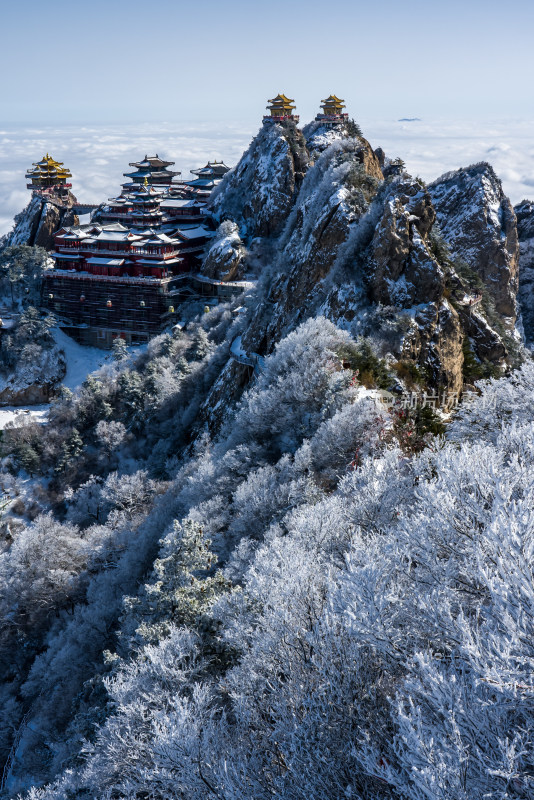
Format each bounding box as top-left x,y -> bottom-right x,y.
45,222 -> 184,346
41,153 -> 235,347
159,197 -> 208,223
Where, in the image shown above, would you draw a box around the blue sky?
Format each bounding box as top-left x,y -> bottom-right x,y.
1,0 -> 533,125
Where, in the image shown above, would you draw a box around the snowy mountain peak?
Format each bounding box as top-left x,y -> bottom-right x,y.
429,162 -> 519,321
209,121 -> 309,239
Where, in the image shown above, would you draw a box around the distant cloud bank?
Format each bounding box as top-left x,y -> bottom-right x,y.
1,118 -> 533,237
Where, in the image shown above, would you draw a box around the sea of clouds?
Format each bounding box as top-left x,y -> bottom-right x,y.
1,118 -> 533,237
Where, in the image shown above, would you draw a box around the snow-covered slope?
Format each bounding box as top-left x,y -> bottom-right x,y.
52,328 -> 111,392
0,122 -> 530,800
209,122 -> 309,239
303,120 -> 353,154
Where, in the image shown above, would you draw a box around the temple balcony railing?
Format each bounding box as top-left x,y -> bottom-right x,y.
316,113 -> 349,121
98,210 -> 135,217
62,245 -> 180,258
129,249 -> 179,258
45,270 -> 173,286
97,212 -> 162,221
262,114 -> 300,124
165,212 -> 206,220
28,186 -> 73,194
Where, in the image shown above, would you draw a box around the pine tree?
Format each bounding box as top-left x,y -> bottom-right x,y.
112,337 -> 128,363
123,519 -> 233,653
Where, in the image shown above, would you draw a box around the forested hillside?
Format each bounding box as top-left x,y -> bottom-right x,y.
1,117 -> 533,799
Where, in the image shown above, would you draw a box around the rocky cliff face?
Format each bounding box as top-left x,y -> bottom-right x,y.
209,122 -> 309,239
1,190 -> 78,251
367,177 -> 442,307
359,176 -> 466,397
242,136 -> 383,353
204,129 -> 522,414
429,163 -> 519,323
515,200 -> 534,344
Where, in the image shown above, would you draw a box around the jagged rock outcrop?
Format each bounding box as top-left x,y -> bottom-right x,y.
456,304 -> 507,362
1,191 -> 78,251
429,164 -> 519,323
242,138 -> 383,353
400,301 -> 464,398
515,200 -> 534,343
374,147 -> 386,169
244,160 -> 466,398
304,121 -> 350,155
201,221 -> 246,282
0,378 -> 61,406
367,178 -> 443,307
209,122 -> 309,239
204,128 -> 520,413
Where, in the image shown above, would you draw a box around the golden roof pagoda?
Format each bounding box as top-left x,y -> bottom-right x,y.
263,93 -> 299,125
315,95 -> 349,126
267,93 -> 296,116
26,154 -> 72,191
320,95 -> 346,115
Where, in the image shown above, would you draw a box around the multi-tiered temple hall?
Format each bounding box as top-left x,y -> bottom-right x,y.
121,154 -> 180,193
42,154 -> 231,347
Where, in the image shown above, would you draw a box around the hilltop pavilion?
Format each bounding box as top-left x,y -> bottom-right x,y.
26,154 -> 72,192
315,95 -> 349,125
263,94 -> 299,124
